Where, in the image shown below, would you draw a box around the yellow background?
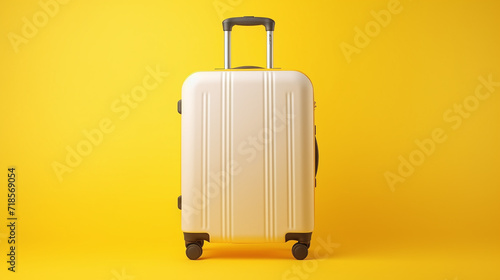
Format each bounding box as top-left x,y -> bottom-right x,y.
1,0 -> 499,279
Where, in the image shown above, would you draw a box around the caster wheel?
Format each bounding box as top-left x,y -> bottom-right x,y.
186,243 -> 203,260
292,243 -> 308,260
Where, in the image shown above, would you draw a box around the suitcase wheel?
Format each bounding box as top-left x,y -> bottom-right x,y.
186,243 -> 203,260
292,242 -> 309,260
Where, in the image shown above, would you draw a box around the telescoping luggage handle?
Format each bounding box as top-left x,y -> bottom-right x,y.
222,16 -> 276,69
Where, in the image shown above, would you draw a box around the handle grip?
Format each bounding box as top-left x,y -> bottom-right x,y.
222,16 -> 275,31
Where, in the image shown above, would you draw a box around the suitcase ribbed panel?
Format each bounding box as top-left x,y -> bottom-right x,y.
201,92 -> 210,230
221,72 -> 233,242
286,92 -> 296,230
263,71 -> 277,241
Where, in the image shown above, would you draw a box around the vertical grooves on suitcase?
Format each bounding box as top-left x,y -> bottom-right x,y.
229,73 -> 234,241
286,92 -> 296,230
221,72 -> 233,242
264,72 -> 277,241
269,72 -> 278,241
263,73 -> 268,241
202,92 -> 210,230
221,73 -> 225,241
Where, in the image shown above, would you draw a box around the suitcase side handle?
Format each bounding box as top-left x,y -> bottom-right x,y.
222,16 -> 275,69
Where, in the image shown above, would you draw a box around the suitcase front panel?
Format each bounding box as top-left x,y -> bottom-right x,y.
181,70 -> 314,243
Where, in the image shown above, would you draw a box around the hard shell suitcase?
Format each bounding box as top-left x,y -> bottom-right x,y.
178,16 -> 317,260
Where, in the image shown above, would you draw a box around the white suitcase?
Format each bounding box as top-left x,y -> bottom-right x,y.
178,16 -> 317,260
